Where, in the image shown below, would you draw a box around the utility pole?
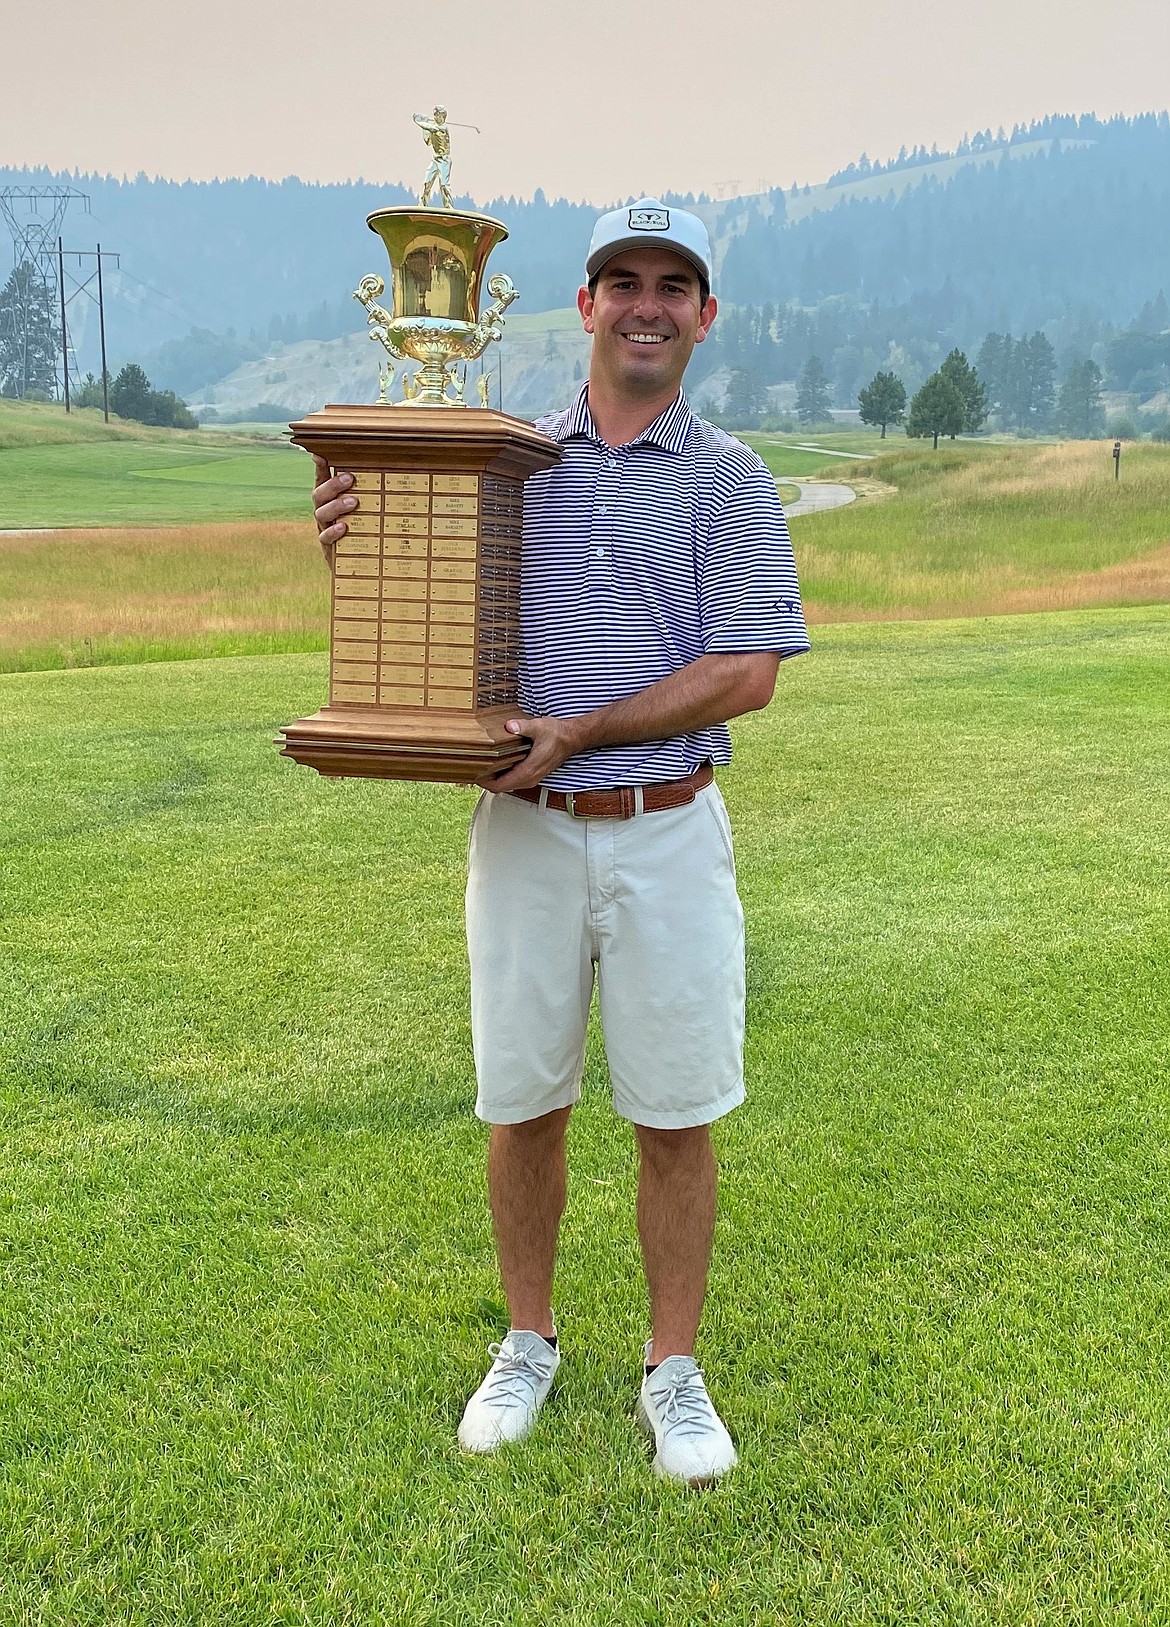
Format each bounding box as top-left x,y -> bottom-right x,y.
57,237 -> 71,411
53,245 -> 120,415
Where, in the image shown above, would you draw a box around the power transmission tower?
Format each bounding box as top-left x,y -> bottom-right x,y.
0,185 -> 89,399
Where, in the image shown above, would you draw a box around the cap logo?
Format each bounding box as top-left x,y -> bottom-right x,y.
629,207 -> 669,231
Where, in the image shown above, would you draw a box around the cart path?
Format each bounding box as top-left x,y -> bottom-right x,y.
784,481 -> 857,516
3,483 -> 861,537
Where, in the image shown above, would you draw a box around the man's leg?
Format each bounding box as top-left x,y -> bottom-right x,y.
596,788 -> 744,1482
633,1122 -> 716,1361
461,793 -> 592,1454
488,1104 -> 572,1340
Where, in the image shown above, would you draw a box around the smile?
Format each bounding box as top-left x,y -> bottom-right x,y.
623,333 -> 668,345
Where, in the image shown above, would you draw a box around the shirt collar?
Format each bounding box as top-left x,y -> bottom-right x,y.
556,383 -> 694,456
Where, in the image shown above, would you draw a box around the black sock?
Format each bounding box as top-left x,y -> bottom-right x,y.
541,1333 -> 558,1351
644,1360 -> 659,1376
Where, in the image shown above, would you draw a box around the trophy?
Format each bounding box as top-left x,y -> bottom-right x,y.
278,111 -> 561,783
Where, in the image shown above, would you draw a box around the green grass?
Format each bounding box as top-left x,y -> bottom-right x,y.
740,438 -> 859,478
768,428 -> 894,454
0,397 -> 179,451
0,438 -> 309,528
2,608 -> 1169,1621
0,397 -> 312,529
793,439 -> 1170,619
4,440 -> 1168,676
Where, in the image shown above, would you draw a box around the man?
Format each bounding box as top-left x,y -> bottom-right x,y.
313,199 -> 809,1485
414,107 -> 453,209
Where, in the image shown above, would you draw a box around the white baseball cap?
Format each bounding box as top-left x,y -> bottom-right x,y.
585,198 -> 712,286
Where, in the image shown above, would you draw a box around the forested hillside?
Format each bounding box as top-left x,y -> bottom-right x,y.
717,115 -> 1168,334
2,113 -> 1166,413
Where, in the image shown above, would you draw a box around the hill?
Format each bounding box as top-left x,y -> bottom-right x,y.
197,308 -> 592,422
3,113 -> 1166,391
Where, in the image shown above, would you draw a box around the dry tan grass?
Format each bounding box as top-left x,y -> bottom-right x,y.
942,440 -> 1164,504
0,521 -> 327,665
806,543 -> 1170,624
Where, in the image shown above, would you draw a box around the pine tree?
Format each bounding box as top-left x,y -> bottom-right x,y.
976,332 -> 1010,422
795,355 -> 832,424
0,261 -> 60,399
857,370 -> 906,438
110,364 -> 154,421
1056,359 -> 1105,438
725,367 -> 769,429
939,349 -> 988,433
907,373 -> 965,448
1019,332 -> 1056,432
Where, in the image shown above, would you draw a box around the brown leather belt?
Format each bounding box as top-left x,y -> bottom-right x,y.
507,762 -> 713,820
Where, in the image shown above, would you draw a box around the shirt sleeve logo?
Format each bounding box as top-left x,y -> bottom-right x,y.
629,207 -> 669,231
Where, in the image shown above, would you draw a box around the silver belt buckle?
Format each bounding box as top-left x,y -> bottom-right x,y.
564,791 -> 579,818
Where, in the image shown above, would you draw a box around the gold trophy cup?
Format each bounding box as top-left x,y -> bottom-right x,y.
354,209 -> 518,406
278,118 -> 561,784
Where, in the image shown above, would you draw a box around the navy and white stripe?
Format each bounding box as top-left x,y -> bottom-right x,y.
520,384 -> 810,791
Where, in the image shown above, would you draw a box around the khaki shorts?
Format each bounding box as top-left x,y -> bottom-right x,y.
465,783 -> 746,1128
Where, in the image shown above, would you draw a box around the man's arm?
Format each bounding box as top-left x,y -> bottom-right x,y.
478,651 -> 781,793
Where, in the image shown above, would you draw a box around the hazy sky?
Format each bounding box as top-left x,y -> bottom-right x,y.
2,0 -> 1167,204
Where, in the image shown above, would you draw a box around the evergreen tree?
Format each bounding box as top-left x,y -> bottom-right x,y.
796,355 -> 832,424
108,362 -> 196,428
907,372 -> 965,448
977,330 -> 1056,430
976,332 -> 1011,422
939,348 -> 988,433
857,370 -> 906,437
1056,358 -> 1105,437
74,372 -> 106,409
725,367 -> 769,428
110,363 -> 154,421
1017,331 -> 1056,432
0,261 -> 59,399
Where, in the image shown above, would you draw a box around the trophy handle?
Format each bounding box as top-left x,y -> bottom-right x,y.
353,274 -> 405,359
464,273 -> 519,359
475,273 -> 517,343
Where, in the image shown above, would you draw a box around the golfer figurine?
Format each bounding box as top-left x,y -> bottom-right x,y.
415,107 -> 454,208
312,198 -> 810,1485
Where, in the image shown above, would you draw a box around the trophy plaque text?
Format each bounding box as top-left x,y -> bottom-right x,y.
278,113 -> 561,784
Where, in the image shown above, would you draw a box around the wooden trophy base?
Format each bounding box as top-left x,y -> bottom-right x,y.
278,701 -> 525,782
279,404 -> 560,784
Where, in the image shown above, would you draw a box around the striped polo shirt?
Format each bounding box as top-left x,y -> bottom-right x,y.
520,384 -> 810,791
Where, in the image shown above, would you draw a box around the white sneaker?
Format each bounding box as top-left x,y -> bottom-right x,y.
636,1345 -> 737,1485
457,1330 -> 560,1454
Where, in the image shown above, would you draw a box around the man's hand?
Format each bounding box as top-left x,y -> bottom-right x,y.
311,455 -> 358,565
477,715 -> 583,794
474,653 -> 780,797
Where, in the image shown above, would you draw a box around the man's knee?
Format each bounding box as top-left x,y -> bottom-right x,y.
491,1104 -> 572,1158
634,1121 -> 712,1175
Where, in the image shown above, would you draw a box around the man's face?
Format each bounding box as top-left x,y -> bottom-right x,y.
578,247 -> 717,402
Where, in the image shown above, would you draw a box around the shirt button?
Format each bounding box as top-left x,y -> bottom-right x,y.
606,456 -> 616,468
595,547 -> 606,558
598,504 -> 608,514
